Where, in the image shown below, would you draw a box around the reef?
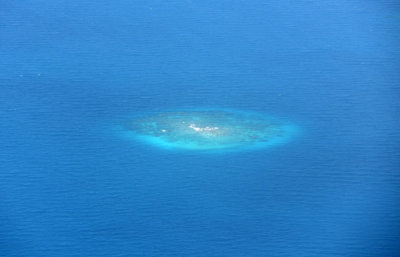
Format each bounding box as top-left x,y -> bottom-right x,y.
124,109 -> 296,151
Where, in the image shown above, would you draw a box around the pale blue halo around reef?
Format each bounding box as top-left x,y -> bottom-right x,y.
124,109 -> 298,151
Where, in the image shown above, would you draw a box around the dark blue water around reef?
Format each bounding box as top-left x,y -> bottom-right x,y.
1,1 -> 399,256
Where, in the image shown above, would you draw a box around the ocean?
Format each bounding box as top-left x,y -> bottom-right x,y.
0,0 -> 399,256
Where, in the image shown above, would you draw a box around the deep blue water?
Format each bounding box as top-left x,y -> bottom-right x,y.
1,1 -> 400,256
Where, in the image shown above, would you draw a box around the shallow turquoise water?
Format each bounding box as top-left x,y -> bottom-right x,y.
123,109 -> 298,151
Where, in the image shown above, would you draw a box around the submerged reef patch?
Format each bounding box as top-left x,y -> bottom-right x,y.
124,109 -> 297,151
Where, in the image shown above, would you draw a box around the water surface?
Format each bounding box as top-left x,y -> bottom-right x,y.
0,0 -> 399,256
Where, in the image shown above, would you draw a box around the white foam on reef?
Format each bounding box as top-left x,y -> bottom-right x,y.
122,109 -> 298,152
